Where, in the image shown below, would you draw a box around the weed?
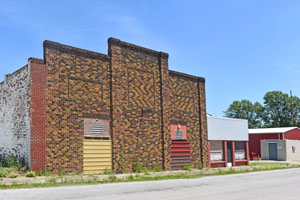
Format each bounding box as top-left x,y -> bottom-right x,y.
153,166 -> 162,172
58,167 -> 63,177
8,174 -> 18,178
135,159 -> 144,173
44,169 -> 53,177
198,162 -> 203,170
36,171 -> 43,176
104,169 -> 113,175
108,176 -> 118,182
26,171 -> 36,178
128,175 -> 135,181
0,172 -> 7,178
182,165 -> 192,171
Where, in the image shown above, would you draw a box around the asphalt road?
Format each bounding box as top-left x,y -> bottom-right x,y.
2,168 -> 300,200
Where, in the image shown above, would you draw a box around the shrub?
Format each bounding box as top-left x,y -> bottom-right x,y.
0,155 -> 26,169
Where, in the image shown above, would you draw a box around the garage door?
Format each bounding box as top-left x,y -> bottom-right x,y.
83,139 -> 112,174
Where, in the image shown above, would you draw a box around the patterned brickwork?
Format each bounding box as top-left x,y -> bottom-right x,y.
169,71 -> 208,168
109,38 -> 169,173
43,41 -> 111,173
37,38 -> 207,173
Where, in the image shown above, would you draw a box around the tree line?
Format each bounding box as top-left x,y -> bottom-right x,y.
224,91 -> 300,128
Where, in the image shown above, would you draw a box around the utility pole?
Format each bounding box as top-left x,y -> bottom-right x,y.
291,90 -> 296,126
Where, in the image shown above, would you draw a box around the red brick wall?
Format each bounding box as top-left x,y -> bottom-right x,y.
29,58 -> 46,171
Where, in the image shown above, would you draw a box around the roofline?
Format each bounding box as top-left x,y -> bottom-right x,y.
207,115 -> 248,122
248,127 -> 300,134
43,40 -> 110,61
108,37 -> 169,59
169,70 -> 205,83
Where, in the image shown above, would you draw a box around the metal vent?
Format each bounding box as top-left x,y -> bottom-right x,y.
91,124 -> 104,135
175,129 -> 183,139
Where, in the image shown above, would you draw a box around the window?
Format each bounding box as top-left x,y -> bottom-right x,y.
210,141 -> 223,161
235,141 -> 246,160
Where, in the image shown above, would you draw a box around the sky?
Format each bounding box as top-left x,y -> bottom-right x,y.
1,0 -> 300,116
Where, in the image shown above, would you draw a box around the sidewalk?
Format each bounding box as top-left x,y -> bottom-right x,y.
1,163 -> 298,187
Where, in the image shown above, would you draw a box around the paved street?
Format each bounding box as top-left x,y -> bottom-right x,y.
2,168 -> 300,200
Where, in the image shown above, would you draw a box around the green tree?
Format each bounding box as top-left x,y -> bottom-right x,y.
293,96 -> 300,127
262,91 -> 300,127
262,91 -> 292,127
224,100 -> 263,128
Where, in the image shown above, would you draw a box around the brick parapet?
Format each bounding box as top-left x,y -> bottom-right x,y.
108,37 -> 169,59
169,70 -> 205,83
43,40 -> 110,61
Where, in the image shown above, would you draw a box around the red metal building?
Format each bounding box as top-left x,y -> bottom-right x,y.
248,127 -> 300,160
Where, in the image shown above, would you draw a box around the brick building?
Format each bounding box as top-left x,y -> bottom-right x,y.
0,38 -> 208,174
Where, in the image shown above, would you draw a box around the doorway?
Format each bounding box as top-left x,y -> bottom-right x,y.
268,143 -> 278,160
227,141 -> 232,166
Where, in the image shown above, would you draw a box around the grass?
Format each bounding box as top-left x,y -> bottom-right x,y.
0,163 -> 299,190
250,162 -> 291,166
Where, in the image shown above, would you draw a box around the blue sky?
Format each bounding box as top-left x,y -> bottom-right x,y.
1,0 -> 300,116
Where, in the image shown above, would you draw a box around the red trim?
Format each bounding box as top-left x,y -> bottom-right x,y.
232,141 -> 236,167
210,161 -> 226,168
208,141 -> 211,168
235,160 -> 248,163
245,141 -> 250,165
223,141 -> 227,167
